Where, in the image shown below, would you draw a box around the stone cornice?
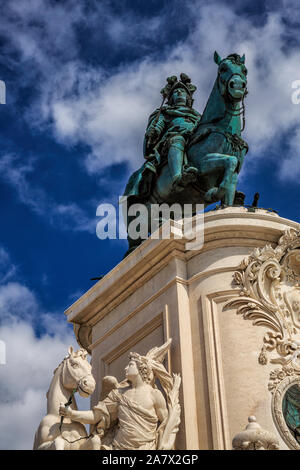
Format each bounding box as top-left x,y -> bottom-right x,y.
65,208 -> 300,337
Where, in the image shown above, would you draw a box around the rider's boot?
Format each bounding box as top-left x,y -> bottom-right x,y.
168,136 -> 197,192
168,136 -> 185,191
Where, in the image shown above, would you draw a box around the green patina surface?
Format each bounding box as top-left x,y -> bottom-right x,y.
123,51 -> 249,253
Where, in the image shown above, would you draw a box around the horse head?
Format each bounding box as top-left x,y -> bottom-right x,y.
214,51 -> 248,102
60,346 -> 96,398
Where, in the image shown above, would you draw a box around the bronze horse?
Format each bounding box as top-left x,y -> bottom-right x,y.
123,52 -> 248,254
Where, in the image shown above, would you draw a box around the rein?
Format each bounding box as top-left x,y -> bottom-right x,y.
217,72 -> 247,131
59,387 -> 77,432
223,96 -> 246,132
59,388 -> 93,445
58,358 -> 93,445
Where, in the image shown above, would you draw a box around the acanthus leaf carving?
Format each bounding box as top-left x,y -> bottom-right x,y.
225,228 -> 300,365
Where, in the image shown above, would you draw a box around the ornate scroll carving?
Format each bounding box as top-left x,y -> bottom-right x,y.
226,228 -> 300,450
226,228 -> 300,365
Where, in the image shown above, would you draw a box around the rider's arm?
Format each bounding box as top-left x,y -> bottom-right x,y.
146,113 -> 166,142
153,113 -> 166,135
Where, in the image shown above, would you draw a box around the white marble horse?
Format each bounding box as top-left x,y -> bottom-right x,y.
33,347 -> 96,450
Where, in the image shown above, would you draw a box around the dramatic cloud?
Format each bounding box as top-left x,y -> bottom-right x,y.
0,246 -> 17,284
0,154 -> 97,233
1,0 -> 300,450
1,0 -> 300,196
2,0 -> 298,180
0,317 -> 76,450
0,245 -> 90,450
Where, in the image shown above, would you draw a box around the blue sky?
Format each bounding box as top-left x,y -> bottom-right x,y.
0,0 -> 300,449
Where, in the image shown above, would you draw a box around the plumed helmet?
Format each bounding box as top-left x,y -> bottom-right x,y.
160,73 -> 197,106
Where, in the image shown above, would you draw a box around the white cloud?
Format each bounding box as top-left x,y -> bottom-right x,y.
0,246 -> 17,284
282,0 -> 300,23
280,126 -> 300,179
2,0 -> 300,183
4,0 -> 300,450
0,256 -> 91,450
54,202 -> 97,234
0,242 -> 95,450
0,317 -> 76,449
3,1 -> 297,181
0,154 -> 97,233
0,151 -> 129,236
0,282 -> 37,323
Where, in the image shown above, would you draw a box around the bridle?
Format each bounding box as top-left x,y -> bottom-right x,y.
217,70 -> 248,132
58,357 -> 92,437
59,386 -> 94,445
59,387 -> 77,432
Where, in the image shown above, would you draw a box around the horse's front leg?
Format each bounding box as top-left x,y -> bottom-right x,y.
203,153 -> 238,205
223,148 -> 247,206
224,171 -> 238,206
217,154 -> 238,195
199,153 -> 237,203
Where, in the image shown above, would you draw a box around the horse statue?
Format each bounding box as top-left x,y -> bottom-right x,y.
58,339 -> 181,450
33,347 -> 96,450
123,51 -> 248,254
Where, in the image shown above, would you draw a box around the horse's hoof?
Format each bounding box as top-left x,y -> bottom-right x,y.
204,187 -> 219,202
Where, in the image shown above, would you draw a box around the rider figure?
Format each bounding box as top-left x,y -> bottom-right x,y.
144,73 -> 201,192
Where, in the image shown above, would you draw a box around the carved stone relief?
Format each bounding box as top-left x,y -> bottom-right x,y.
226,228 -> 300,449
226,228 -> 300,366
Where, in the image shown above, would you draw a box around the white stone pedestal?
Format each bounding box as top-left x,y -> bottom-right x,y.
65,207 -> 300,449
